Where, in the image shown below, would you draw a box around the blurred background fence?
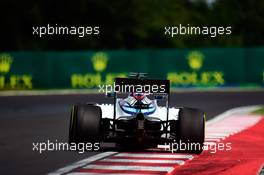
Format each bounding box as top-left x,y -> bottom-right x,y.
0,48 -> 263,90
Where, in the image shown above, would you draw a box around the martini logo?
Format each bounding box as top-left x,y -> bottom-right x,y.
91,52 -> 108,72
187,51 -> 204,70
0,54 -> 13,73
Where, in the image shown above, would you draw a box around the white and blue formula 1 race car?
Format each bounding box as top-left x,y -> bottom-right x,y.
69,73 -> 205,154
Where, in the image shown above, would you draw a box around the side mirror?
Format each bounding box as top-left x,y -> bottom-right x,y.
106,92 -> 115,98
155,95 -> 164,100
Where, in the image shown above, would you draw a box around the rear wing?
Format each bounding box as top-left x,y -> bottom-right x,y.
115,77 -> 170,94
113,77 -> 171,138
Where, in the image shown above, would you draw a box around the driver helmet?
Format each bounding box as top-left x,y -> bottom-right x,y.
130,92 -> 145,100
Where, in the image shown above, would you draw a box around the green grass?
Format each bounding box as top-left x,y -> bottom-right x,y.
252,106 -> 264,115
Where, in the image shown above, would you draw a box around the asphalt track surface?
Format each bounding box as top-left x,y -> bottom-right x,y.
0,91 -> 264,175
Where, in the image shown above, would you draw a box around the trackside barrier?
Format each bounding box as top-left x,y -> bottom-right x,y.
0,48 -> 263,90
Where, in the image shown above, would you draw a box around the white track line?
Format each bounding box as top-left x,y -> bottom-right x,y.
204,142 -> 218,145
114,153 -> 192,159
205,138 -> 221,142
99,158 -> 185,164
47,152 -> 117,175
206,133 -> 230,137
67,173 -> 162,175
206,105 -> 261,126
83,164 -> 174,172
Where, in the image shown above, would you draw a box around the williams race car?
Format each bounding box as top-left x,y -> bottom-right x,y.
69,73 -> 205,154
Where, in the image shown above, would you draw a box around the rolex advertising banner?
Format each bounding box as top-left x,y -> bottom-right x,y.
0,48 -> 263,90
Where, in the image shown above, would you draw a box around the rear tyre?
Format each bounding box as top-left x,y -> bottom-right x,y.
69,104 -> 102,144
177,107 -> 205,154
